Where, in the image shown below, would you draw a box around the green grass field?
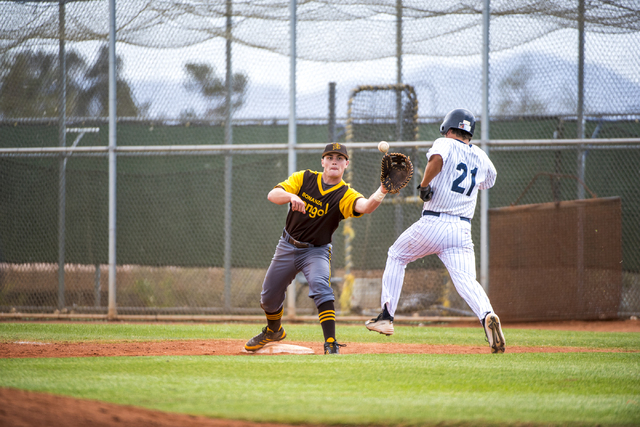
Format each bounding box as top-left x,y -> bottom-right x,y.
1,322 -> 639,426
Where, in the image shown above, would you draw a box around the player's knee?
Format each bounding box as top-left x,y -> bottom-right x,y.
260,298 -> 284,314
307,275 -> 331,290
387,247 -> 409,266
307,280 -> 334,301
311,294 -> 335,308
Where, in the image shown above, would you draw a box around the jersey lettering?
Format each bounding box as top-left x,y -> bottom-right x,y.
466,167 -> 477,196
301,191 -> 323,207
305,202 -> 329,218
451,163 -> 467,194
451,162 -> 477,197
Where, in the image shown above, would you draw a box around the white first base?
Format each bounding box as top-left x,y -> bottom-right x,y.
244,343 -> 314,355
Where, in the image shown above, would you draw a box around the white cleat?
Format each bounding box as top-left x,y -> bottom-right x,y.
484,313 -> 506,354
365,312 -> 394,336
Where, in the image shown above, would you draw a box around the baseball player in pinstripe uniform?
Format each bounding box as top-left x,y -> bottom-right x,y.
245,143 -> 390,354
365,109 -> 506,353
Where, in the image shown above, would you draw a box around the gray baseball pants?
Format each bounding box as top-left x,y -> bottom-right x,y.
260,235 -> 334,313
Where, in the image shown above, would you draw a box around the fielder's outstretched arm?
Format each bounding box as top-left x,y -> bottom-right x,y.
354,184 -> 388,214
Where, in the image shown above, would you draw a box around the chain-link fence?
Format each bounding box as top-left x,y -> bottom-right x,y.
1,1 -> 639,319
1,138 -> 639,318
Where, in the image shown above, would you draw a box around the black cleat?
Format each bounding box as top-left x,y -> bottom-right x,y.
244,326 -> 286,351
324,340 -> 346,354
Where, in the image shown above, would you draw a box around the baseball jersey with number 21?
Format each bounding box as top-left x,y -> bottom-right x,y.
423,137 -> 497,218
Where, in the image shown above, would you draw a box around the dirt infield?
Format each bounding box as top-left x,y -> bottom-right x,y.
1,337 -> 636,359
0,387 -> 304,427
1,319 -> 639,427
2,319 -> 639,359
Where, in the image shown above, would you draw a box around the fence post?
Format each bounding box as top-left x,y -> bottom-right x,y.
57,0 -> 67,312
480,0 -> 490,292
107,0 -> 117,320
223,1 -> 234,312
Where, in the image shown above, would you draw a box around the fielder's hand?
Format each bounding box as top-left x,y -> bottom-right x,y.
417,184 -> 433,202
289,194 -> 306,213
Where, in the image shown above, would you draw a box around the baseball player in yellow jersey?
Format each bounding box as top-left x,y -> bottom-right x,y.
245,143 -> 390,354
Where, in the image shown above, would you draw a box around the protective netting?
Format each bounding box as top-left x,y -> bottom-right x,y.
4,1 -> 640,55
1,142 -> 639,317
1,1 -> 640,317
1,1 -> 639,126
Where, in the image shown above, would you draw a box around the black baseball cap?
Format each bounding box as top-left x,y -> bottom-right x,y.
322,143 -> 349,160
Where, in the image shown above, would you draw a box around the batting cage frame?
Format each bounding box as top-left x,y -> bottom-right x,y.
345,84 -> 419,145
339,84 -> 420,315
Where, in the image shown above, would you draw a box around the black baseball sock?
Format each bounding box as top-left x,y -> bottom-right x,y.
383,304 -> 393,321
317,300 -> 336,342
265,306 -> 283,332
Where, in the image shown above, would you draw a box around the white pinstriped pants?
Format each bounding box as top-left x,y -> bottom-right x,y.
381,213 -> 494,320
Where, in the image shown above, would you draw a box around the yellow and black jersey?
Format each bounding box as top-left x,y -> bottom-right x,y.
277,170 -> 364,246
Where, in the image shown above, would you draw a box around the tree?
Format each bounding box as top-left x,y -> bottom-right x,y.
182,62 -> 248,119
76,45 -> 139,117
0,46 -> 139,118
0,50 -> 86,118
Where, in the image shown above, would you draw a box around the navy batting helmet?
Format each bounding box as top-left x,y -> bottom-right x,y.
439,108 -> 476,137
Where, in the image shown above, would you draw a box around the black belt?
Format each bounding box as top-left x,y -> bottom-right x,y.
282,230 -> 314,248
423,210 -> 471,223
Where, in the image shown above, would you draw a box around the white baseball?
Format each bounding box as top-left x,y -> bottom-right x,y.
378,141 -> 389,153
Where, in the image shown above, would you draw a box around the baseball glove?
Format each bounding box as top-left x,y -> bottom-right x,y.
380,152 -> 414,194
